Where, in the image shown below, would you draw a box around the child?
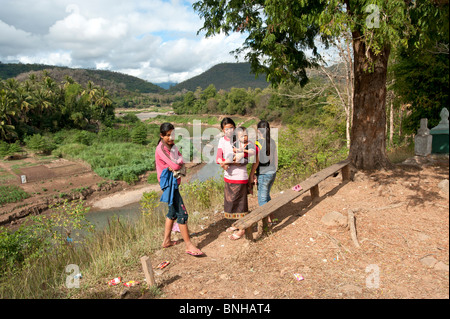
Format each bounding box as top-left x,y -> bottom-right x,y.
216,118 -> 251,240
233,126 -> 256,164
155,122 -> 203,256
234,126 -> 257,195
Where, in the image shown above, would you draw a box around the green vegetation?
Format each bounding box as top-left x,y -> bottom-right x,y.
52,125 -> 159,184
0,63 -> 164,94
169,62 -> 269,92
0,185 -> 30,205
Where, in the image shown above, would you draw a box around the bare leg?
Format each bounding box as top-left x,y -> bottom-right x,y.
178,223 -> 202,254
162,218 -> 177,248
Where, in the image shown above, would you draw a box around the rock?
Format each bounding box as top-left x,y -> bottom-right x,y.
434,261 -> 449,272
438,179 -> 449,194
321,211 -> 348,227
220,274 -> 230,280
420,256 -> 438,268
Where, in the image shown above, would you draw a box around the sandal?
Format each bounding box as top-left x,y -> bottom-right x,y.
228,232 -> 243,241
186,250 -> 204,257
292,184 -> 303,192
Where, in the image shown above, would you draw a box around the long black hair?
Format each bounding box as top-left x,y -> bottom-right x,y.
157,122 -> 175,146
257,120 -> 271,157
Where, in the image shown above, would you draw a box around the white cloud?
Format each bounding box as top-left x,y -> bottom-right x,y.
0,0 -> 246,84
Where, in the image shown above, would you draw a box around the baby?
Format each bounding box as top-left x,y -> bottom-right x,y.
233,126 -> 256,163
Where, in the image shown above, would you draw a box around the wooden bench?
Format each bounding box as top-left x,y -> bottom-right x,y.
232,159 -> 352,240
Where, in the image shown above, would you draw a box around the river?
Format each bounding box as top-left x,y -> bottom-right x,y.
85,112 -> 224,230
85,158 -> 223,230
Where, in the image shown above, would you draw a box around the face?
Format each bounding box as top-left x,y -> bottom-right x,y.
238,130 -> 248,143
160,129 -> 175,145
222,124 -> 235,138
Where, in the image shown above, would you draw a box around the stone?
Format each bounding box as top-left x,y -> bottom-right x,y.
415,118 -> 432,156
321,211 -> 348,227
434,261 -> 449,272
420,256 -> 438,268
438,179 -> 449,194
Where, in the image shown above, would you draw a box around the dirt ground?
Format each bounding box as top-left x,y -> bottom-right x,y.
131,155 -> 449,299
1,154 -> 448,299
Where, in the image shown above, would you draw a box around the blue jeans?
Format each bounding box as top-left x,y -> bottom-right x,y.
257,172 -> 276,206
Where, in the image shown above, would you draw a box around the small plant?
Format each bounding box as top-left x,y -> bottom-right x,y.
140,191 -> 160,217
0,185 -> 30,206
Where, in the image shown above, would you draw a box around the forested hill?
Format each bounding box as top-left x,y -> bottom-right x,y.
169,62 -> 270,92
0,62 -> 164,95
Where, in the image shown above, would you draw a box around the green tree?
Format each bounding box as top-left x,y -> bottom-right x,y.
193,0 -> 447,169
0,90 -> 17,141
391,1 -> 449,134
131,124 -> 148,145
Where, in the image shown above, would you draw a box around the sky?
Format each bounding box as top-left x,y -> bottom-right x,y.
0,0 -> 248,84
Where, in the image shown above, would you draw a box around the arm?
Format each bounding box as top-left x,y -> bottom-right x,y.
156,143 -> 183,172
248,151 -> 259,184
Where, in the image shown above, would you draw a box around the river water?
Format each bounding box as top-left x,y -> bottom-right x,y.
85,112 -> 224,230
85,155 -> 223,230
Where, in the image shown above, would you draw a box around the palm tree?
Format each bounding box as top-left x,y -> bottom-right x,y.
0,90 -> 17,141
82,81 -> 99,102
95,88 -> 112,117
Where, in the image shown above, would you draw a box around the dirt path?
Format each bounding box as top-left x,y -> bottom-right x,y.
138,159 -> 448,299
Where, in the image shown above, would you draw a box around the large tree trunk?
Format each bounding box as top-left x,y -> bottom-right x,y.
349,32 -> 393,170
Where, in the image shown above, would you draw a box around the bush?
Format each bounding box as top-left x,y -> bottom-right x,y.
24,134 -> 55,154
0,141 -> 22,157
131,124 -> 148,145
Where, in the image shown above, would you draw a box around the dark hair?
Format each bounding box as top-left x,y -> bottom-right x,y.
257,120 -> 271,157
157,122 -> 175,146
221,117 -> 237,143
220,117 -> 236,130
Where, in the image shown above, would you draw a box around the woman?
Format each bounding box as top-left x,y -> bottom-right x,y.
249,120 -> 278,223
216,118 -> 251,240
155,122 -> 203,256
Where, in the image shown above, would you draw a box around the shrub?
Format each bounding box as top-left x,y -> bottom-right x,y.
24,134 -> 55,154
131,124 -> 148,145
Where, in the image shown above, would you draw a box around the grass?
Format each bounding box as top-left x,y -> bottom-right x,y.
0,177 -> 224,299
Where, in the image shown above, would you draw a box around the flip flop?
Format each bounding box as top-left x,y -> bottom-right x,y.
162,240 -> 180,248
186,250 -> 204,257
292,184 -> 303,192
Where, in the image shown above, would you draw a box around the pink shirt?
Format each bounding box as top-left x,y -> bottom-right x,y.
216,136 -> 250,184
155,141 -> 184,184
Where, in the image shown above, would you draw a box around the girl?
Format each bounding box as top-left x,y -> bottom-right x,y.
249,120 -> 278,223
216,118 -> 251,240
155,122 -> 203,256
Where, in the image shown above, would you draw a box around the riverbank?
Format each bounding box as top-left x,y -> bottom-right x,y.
0,157 -> 204,230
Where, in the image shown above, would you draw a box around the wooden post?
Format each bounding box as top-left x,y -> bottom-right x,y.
140,256 -> 156,287
341,165 -> 350,181
310,185 -> 320,200
245,227 -> 253,241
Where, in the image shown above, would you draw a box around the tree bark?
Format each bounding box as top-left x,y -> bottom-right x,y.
349,32 -> 393,170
